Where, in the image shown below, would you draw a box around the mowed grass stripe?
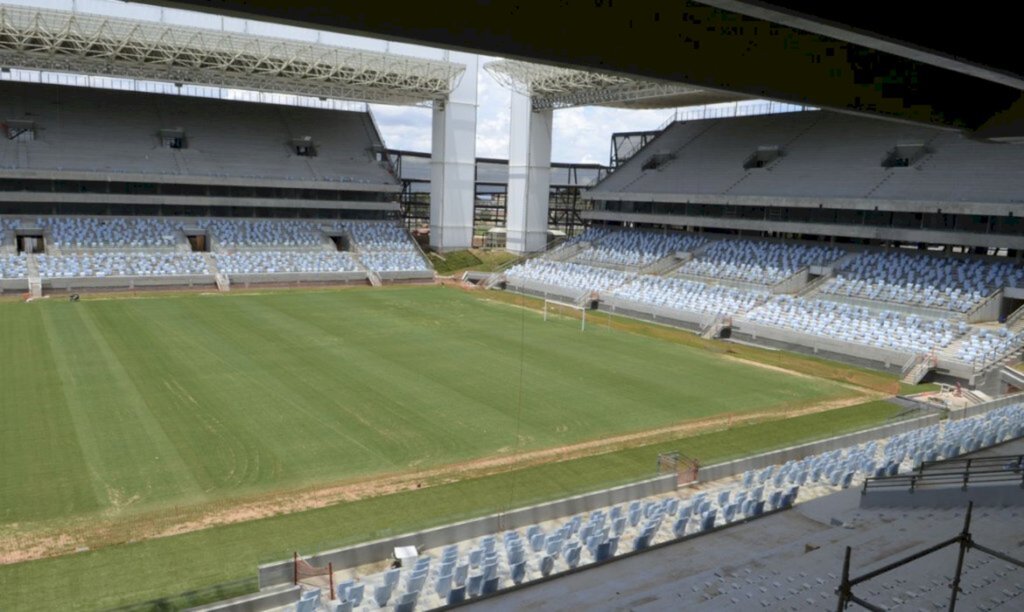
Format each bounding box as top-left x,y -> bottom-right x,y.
0,308 -> 100,521
1,287 -> 854,527
0,401 -> 900,611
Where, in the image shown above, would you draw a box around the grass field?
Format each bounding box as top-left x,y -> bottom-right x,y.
0,286 -> 856,527
0,284 -> 899,610
0,400 -> 901,611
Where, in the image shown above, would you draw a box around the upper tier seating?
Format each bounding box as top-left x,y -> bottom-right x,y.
0,254 -> 27,278
0,218 -> 20,246
821,251 -> 1024,313
677,240 -> 844,285
41,217 -> 184,249
745,297 -> 961,354
200,219 -> 327,248
588,110 -> 1024,204
505,260 -> 635,293
36,253 -> 209,277
0,81 -> 396,187
955,328 -> 1024,368
213,251 -> 360,274
573,230 -> 707,268
611,275 -> 767,316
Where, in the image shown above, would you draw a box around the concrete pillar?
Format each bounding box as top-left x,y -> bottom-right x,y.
430,53 -> 478,251
506,91 -> 553,254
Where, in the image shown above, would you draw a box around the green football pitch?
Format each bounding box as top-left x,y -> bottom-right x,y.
0,285 -> 856,528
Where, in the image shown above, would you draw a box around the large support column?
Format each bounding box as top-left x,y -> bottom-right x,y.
430,53 -> 478,251
506,91 -> 553,254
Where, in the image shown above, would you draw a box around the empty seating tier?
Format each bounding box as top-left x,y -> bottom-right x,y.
346,222 -> 421,253
955,328 -> 1024,368
213,251 -> 360,274
311,404 -> 1024,611
822,251 -> 1024,313
0,80 -> 396,187
745,297 -> 962,355
200,219 -> 327,248
35,253 -> 209,277
572,229 -> 707,268
505,260 -> 635,293
0,254 -> 27,279
677,239 -> 844,286
42,217 -> 185,249
611,275 -> 767,316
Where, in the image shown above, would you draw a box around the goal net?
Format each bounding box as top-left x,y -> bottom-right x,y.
543,298 -> 587,331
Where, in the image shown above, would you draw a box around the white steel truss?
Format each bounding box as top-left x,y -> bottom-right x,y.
486,59 -> 744,110
0,5 -> 464,106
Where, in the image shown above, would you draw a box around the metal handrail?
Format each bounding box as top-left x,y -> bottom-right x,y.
862,456 -> 1024,494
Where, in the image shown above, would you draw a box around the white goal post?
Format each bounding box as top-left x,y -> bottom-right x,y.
543,298 -> 587,331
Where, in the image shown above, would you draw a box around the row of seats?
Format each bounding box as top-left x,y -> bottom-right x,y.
0,254 -> 26,279
303,403 -> 1024,612
744,296 -> 963,354
677,240 -> 845,285
822,250 -> 1024,312
345,222 -> 420,253
198,219 -> 327,248
35,253 -> 209,277
505,260 -> 635,293
611,275 -> 768,315
0,217 -> 20,246
572,229 -> 707,268
213,252 -> 361,275
40,217 -> 184,249
955,328 -> 1024,368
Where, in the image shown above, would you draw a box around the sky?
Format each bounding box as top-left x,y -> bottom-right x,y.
369,59 -> 684,165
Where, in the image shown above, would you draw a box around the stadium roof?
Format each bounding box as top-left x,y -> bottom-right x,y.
0,5 -> 464,106
143,0 -> 1024,138
484,59 -> 746,110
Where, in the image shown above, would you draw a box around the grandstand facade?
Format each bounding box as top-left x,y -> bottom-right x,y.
0,80 -> 435,296
0,81 -> 400,218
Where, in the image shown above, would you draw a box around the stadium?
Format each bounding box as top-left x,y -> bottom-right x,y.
1,2 -> 1023,611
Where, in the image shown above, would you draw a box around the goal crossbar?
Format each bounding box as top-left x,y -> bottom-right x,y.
543,298 -> 587,331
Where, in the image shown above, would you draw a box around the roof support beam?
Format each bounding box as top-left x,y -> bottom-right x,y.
144,0 -> 1022,132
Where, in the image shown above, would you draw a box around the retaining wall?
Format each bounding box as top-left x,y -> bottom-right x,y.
186,585 -> 300,612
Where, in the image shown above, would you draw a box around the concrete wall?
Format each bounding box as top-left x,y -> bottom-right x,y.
0,278 -> 29,292
187,585 -> 300,612
697,414 -> 941,482
599,297 -> 713,332
505,280 -> 587,303
733,320 -> 911,371
860,483 -> 1024,509
378,270 -> 435,281
950,393 -> 1024,420
229,272 -> 368,286
258,474 -> 677,589
43,274 -> 215,290
771,268 -> 810,295
965,289 -> 1004,323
